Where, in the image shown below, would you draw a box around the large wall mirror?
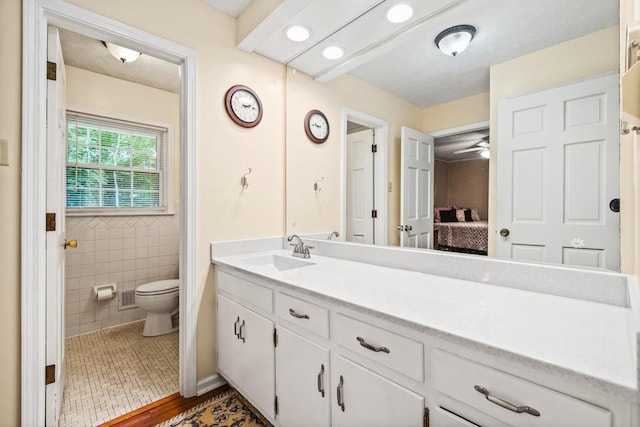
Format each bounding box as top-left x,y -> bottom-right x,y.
283,0 -> 624,271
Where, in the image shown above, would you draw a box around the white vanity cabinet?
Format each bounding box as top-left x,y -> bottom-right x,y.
217,293 -> 275,420
332,355 -> 426,427
275,326 -> 330,427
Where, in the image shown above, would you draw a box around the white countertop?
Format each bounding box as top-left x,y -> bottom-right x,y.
211,239 -> 639,400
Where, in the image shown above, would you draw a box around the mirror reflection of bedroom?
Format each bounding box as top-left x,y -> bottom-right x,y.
433,127 -> 489,256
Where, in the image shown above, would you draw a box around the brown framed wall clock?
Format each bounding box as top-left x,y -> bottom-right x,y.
224,85 -> 263,128
304,109 -> 330,143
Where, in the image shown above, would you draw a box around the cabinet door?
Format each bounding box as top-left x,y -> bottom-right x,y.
332,355 -> 424,427
217,294 -> 243,384
276,327 -> 330,427
241,305 -> 276,420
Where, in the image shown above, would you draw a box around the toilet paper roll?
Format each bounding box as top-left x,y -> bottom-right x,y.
96,288 -> 114,301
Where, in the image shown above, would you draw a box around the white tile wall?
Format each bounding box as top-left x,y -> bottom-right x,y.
65,215 -> 179,337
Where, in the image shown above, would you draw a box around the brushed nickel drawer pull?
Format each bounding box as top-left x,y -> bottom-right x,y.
317,364 -> 325,397
289,308 -> 310,319
233,316 -> 240,338
337,375 -> 345,412
356,336 -> 390,353
239,320 -> 246,343
474,385 -> 540,417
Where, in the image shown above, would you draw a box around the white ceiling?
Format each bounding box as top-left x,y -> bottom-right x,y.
59,29 -> 180,94
216,0 -> 617,108
202,0 -> 252,17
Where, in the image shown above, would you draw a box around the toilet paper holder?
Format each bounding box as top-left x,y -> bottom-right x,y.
94,284 -> 117,301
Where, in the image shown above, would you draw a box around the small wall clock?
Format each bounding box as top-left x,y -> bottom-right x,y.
304,109 -> 330,144
225,85 -> 263,128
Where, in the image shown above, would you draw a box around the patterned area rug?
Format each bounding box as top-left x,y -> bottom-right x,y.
156,388 -> 273,427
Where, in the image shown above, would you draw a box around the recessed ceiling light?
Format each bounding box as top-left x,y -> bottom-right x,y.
387,4 -> 413,23
285,25 -> 310,42
322,46 -> 344,60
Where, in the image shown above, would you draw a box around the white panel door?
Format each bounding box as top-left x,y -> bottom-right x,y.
400,127 -> 434,248
45,26 -> 67,427
332,355 -> 424,427
346,129 -> 374,244
497,74 -> 620,270
275,327 -> 330,427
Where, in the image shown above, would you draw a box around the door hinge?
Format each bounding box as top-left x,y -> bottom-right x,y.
423,406 -> 430,427
46,213 -> 56,232
45,364 -> 56,385
371,209 -> 378,219
47,61 -> 57,81
371,144 -> 378,153
274,395 -> 279,415
273,328 -> 278,347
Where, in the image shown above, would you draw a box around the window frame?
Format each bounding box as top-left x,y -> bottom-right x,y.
65,109 -> 174,217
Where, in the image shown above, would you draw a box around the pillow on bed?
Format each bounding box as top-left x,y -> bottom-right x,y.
465,209 -> 473,222
439,209 -> 458,222
433,206 -> 450,223
455,209 -> 467,222
471,209 -> 481,221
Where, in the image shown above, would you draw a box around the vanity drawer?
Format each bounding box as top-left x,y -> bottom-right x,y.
433,350 -> 611,427
275,292 -> 329,338
334,313 -> 424,382
217,270 -> 273,312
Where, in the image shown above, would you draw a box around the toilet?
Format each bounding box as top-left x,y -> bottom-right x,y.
135,279 -> 180,337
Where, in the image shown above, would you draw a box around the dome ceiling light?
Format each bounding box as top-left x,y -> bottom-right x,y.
286,25 -> 310,42
102,41 -> 141,63
386,4 -> 413,24
434,25 -> 476,57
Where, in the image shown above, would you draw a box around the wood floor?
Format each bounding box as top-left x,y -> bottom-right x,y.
98,384 -> 230,427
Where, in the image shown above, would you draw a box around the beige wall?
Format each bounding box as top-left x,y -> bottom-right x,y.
488,26 -> 619,256
446,160 -> 489,220
0,0 -> 21,422
434,161 -> 449,207
286,70 -> 423,246
423,92 -> 490,133
433,160 -> 489,220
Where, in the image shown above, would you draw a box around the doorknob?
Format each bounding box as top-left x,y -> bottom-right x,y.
405,225 -> 413,231
64,239 -> 77,249
397,225 -> 405,231
499,228 -> 510,237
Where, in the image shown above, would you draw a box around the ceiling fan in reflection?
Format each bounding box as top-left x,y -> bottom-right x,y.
453,137 -> 490,158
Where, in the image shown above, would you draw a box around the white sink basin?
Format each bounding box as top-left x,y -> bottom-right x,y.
241,254 -> 316,272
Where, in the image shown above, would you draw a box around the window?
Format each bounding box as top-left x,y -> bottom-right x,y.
66,111 -> 172,215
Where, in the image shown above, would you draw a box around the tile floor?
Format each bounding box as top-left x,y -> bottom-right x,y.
60,321 -> 179,427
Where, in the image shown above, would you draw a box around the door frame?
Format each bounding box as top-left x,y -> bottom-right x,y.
341,108 -> 388,245
21,1 -> 198,425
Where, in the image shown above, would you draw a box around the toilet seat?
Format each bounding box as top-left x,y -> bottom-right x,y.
135,279 -> 179,296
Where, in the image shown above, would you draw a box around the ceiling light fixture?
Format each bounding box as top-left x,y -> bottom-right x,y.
102,41 -> 141,63
387,4 -> 413,23
434,25 -> 476,57
323,46 -> 344,60
286,25 -> 310,42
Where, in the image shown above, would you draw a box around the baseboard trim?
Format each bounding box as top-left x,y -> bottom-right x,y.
197,374 -> 227,396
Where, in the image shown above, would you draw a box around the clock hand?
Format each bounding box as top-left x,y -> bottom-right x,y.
312,123 -> 321,128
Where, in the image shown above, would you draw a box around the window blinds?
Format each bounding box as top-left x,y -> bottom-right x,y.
66,111 -> 168,210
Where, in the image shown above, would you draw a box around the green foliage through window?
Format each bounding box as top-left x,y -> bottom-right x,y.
66,113 -> 167,210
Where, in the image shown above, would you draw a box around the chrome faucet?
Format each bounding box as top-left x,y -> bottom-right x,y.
287,234 -> 313,258
328,231 -> 340,240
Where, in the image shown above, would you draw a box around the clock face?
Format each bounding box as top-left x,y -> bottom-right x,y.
304,110 -> 330,143
225,85 -> 263,128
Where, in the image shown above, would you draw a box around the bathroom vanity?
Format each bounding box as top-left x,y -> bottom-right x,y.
211,237 -> 640,427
